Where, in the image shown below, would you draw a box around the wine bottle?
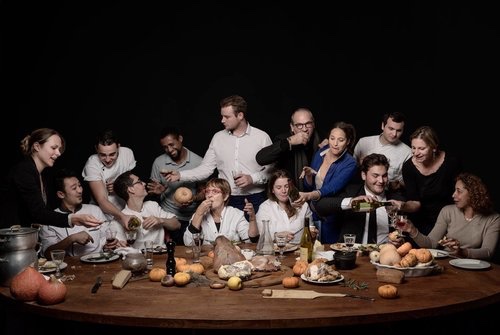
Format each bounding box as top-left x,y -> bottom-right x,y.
351,199 -> 392,212
299,217 -> 313,263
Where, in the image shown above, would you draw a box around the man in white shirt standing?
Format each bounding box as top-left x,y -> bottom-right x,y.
353,112 -> 412,191
164,95 -> 273,214
82,129 -> 136,229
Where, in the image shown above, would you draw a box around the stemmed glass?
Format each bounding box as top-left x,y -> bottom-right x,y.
274,232 -> 287,259
343,234 -> 356,252
50,249 -> 66,278
386,204 -> 399,230
125,230 -> 137,246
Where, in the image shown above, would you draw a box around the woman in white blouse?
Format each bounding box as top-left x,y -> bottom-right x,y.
256,169 -> 313,244
184,178 -> 259,246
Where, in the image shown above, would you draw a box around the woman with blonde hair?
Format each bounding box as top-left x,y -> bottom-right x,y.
9,128 -> 102,228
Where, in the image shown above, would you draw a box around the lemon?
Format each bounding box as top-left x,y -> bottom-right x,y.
227,276 -> 242,290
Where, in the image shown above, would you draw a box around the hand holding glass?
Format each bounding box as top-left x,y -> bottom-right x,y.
50,249 -> 66,278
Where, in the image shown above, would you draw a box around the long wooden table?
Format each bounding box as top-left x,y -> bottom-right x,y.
1,244 -> 499,333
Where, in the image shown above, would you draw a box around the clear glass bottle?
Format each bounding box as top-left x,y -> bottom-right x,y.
256,219 -> 274,255
351,199 -> 392,212
300,217 -> 313,263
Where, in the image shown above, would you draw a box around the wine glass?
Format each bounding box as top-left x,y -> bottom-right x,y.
343,234 -> 356,252
274,232 -> 287,259
395,215 -> 407,234
386,204 -> 399,230
50,249 -> 66,278
125,230 -> 137,246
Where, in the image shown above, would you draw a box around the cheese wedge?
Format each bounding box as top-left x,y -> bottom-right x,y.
112,270 -> 132,289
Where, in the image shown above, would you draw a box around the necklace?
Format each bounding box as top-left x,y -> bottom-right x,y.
464,215 -> 475,222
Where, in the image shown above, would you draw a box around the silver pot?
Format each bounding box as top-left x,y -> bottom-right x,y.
0,249 -> 38,287
0,225 -> 40,287
0,226 -> 39,252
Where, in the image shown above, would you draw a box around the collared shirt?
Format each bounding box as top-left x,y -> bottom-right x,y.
341,187 -> 390,244
82,146 -> 136,209
150,147 -> 203,221
180,124 -> 273,195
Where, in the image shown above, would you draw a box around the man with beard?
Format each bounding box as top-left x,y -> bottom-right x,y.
148,126 -> 205,245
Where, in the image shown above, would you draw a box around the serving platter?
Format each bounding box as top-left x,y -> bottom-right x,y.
330,243 -> 361,252
300,274 -> 344,285
370,260 -> 440,277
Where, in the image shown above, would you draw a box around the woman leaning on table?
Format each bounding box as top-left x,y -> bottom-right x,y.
399,173 -> 499,260
8,128 -> 102,228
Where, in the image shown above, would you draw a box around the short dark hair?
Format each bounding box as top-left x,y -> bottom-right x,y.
360,153 -> 390,173
159,126 -> 182,140
96,129 -> 120,147
113,170 -> 134,201
383,112 -> 406,125
54,168 -> 79,193
220,95 -> 247,117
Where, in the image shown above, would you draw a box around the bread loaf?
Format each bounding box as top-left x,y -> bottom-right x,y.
376,268 -> 404,284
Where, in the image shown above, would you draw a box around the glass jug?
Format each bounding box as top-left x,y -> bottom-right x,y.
256,219 -> 274,255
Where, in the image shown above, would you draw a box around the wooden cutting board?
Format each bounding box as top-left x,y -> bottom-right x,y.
262,289 -> 347,299
205,265 -> 293,287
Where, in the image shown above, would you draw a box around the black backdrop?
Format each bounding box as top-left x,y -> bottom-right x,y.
1,2 -> 498,211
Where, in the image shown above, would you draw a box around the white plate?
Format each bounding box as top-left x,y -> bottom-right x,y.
80,252 -> 120,263
39,262 -> 67,274
449,259 -> 491,270
428,249 -> 449,259
274,243 -> 299,253
330,243 -> 361,252
300,274 -> 344,285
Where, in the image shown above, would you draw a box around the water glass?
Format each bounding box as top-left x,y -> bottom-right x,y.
274,232 -> 287,259
50,249 -> 66,278
191,233 -> 204,263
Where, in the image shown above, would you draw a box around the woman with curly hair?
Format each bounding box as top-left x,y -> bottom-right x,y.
401,172 -> 499,260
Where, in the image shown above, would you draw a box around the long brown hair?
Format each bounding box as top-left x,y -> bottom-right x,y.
267,169 -> 297,218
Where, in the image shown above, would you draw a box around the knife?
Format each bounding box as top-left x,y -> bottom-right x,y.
91,276 -> 103,293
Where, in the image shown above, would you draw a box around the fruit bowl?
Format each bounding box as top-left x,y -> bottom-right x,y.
370,260 -> 440,277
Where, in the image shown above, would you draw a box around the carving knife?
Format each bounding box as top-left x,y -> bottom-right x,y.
91,276 -> 103,293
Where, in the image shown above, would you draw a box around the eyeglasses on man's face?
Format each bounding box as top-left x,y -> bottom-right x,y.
205,188 -> 222,195
293,121 -> 314,130
132,179 -> 144,186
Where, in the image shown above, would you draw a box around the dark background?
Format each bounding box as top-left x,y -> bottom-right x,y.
1,2 -> 498,210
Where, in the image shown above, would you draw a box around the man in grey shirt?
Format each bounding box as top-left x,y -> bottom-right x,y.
148,126 -> 206,245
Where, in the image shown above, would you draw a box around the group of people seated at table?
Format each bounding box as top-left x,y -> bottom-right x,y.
7,95 -> 499,262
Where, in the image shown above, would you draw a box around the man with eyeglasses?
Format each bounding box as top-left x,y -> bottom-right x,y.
256,108 -> 322,191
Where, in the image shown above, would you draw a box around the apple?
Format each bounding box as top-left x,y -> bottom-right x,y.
173,187 -> 193,205
227,276 -> 242,291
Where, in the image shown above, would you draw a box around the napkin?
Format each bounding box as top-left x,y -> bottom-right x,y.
114,247 -> 142,260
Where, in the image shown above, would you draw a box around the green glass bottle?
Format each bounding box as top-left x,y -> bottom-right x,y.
351,199 -> 392,212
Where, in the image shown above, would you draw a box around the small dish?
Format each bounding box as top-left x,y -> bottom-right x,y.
428,249 -> 449,259
370,260 -> 439,277
39,262 -> 67,274
449,259 -> 491,270
80,252 -> 120,263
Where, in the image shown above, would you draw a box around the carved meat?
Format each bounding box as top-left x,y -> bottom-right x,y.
213,235 -> 245,272
249,255 -> 281,272
218,260 -> 254,280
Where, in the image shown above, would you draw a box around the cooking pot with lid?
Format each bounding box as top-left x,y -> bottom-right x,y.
0,225 -> 39,252
0,225 -> 40,287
